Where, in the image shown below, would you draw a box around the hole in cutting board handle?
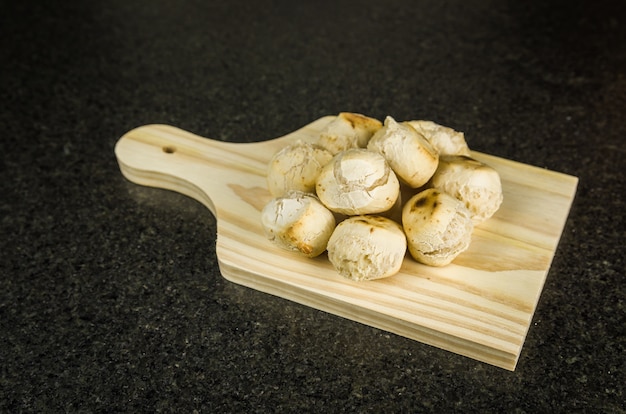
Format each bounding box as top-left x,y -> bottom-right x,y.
162,145 -> 176,154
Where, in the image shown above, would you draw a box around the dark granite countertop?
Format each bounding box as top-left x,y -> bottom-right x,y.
1,0 -> 624,412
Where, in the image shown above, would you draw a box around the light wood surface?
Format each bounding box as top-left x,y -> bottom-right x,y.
114,117 -> 578,370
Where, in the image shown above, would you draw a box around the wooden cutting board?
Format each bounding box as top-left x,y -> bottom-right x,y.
114,116 -> 578,370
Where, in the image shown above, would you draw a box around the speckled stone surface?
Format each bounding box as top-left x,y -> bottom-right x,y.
1,0 -> 624,412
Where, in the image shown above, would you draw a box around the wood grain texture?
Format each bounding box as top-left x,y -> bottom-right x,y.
114,116 -> 578,370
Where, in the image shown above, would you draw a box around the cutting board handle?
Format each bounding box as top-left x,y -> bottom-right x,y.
114,124 -> 281,217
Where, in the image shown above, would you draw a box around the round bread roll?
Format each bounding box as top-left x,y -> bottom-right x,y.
317,112 -> 383,155
402,188 -> 473,267
267,141 -> 333,197
367,116 -> 439,188
429,155 -> 503,224
261,191 -> 336,258
406,120 -> 471,156
327,215 -> 407,281
315,149 -> 400,215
